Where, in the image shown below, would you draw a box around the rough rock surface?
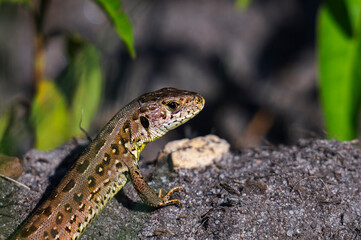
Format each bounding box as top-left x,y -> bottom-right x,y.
1,137 -> 361,239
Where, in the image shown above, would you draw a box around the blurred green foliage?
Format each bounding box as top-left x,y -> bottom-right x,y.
318,0 -> 361,140
96,0 -> 136,58
235,0 -> 250,10
30,80 -> 70,150
67,43 -> 103,138
0,0 -> 135,154
30,42 -> 103,151
0,0 -> 32,7
0,111 -> 10,144
0,110 -> 11,154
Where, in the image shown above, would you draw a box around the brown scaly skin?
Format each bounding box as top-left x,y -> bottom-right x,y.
9,88 -> 205,240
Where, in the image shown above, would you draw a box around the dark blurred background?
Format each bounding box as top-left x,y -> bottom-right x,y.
0,0 -> 323,160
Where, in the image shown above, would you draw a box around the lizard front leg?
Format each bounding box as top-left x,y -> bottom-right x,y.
128,164 -> 184,207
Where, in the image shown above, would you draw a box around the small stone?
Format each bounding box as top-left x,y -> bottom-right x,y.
157,135 -> 230,169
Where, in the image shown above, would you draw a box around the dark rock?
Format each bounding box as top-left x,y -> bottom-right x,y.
1,138 -> 361,239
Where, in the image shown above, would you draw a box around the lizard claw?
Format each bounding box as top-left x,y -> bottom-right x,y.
158,186 -> 185,207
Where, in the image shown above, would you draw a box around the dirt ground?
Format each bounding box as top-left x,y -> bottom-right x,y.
1,136 -> 361,239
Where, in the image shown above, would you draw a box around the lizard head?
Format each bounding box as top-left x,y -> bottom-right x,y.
133,87 -> 205,144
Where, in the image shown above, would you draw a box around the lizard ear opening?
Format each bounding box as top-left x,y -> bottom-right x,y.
140,116 -> 150,129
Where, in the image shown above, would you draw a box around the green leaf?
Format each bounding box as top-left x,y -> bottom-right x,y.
68,44 -> 103,137
325,0 -> 353,37
30,80 -> 70,150
0,110 -> 10,144
318,0 -> 361,140
95,0 -> 136,58
0,110 -> 11,153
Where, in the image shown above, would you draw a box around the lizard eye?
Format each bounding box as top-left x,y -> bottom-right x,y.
165,101 -> 179,111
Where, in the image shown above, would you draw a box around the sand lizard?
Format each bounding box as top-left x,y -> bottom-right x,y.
9,87 -> 205,240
